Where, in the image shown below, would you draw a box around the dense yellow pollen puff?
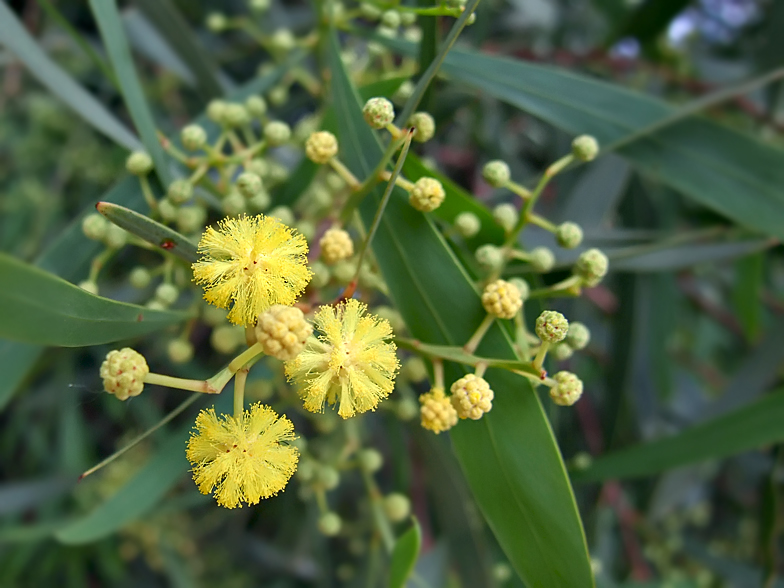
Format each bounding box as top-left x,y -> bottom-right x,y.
192,214 -> 312,326
185,403 -> 299,509
284,298 -> 399,418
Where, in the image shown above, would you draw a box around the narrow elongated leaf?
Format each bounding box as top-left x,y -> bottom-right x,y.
328,34 -> 593,587
573,389 -> 784,482
383,39 -> 784,241
390,518 -> 422,588
0,1 -> 141,150
0,253 -> 189,347
89,0 -> 172,185
96,202 -> 198,263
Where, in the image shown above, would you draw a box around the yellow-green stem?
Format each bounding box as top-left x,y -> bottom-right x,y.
360,467 -> 395,553
475,362 -> 487,378
139,175 -> 158,211
464,313 -> 494,354
144,372 -> 220,394
234,367 -> 248,418
506,181 -> 532,199
532,341 -> 550,372
228,342 -> 265,374
527,212 -> 557,232
433,358 -> 444,390
328,157 -> 361,190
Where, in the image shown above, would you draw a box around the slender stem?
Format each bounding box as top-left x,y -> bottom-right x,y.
532,341 -> 550,372
527,212 -> 557,232
88,248 -> 115,281
234,367 -> 248,417
513,369 -> 553,387
144,372 -> 220,394
464,313 -> 494,354
474,362 -> 487,378
527,275 -> 583,299
139,175 -> 158,211
433,358 -> 444,390
328,157 -> 361,190
228,342 -> 265,373
379,170 -> 415,191
361,468 -> 395,553
506,181 -> 532,199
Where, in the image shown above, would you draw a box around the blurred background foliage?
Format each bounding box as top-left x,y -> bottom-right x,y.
2,0 -> 784,586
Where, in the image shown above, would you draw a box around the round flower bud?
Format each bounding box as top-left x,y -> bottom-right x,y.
180,124 -> 207,151
320,228 -> 354,265
375,306 -> 405,333
104,225 -> 128,249
155,283 -> 179,306
450,374 -> 493,420
206,99 -> 227,123
571,452 -> 593,471
362,97 -> 395,129
318,512 -> 342,537
236,172 -> 263,198
250,0 -> 271,12
325,172 -> 346,192
296,459 -> 316,482
400,12 -> 417,26
482,160 -> 511,188
529,246 -> 555,273
465,12 -> 477,25
222,191 -> 246,216
454,212 -> 481,238
100,348 -> 149,401
552,343 -> 574,362
295,220 -> 316,242
318,465 -> 340,490
158,199 -> 177,223
125,151 -> 153,176
294,114 -> 320,143
535,310 -> 569,343
397,397 -> 419,421
246,158 -> 269,178
475,244 -> 504,272
206,12 -> 227,32
507,278 -> 530,301
255,304 -> 312,361
305,131 -> 339,164
360,2 -> 382,20
575,248 -> 609,287
566,322 -> 591,350
264,121 -> 291,146
248,190 -> 271,212
403,26 -> 421,42
268,205 -> 294,227
78,280 -> 98,295
167,339 -> 194,364
572,135 -> 599,162
203,305 -> 227,327
556,221 -> 583,249
129,266 -> 151,289
358,448 -> 383,473
82,213 -> 108,241
381,9 -> 401,28
245,95 -> 267,118
167,179 -> 193,204
493,203 -> 518,232
550,371 -> 584,406
176,205 -> 207,234
270,29 -> 296,53
211,325 -> 241,354
383,493 -> 411,523
146,300 -> 166,311
331,260 -> 354,284
419,387 -> 458,434
402,357 -> 428,382
409,177 -> 445,212
309,260 -> 331,289
223,103 -> 251,128
393,80 -> 415,103
267,84 -> 289,107
408,112 -> 435,143
481,279 -> 523,319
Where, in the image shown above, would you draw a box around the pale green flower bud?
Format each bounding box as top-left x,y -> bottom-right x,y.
318,512 -> 342,536
78,280 -> 98,295
393,80 -> 415,103
305,131 -> 339,164
294,114 -> 321,143
571,451 -> 593,470
223,103 -> 250,128
556,221 -> 583,249
403,26 -> 421,42
465,12 -> 477,25
383,493 -> 411,522
295,220 -> 316,242
575,248 -> 608,287
125,151 -> 153,175
507,278 -> 530,301
270,29 -> 296,53
246,158 -> 269,178
493,563 -> 513,583
155,283 -> 179,306
146,300 -> 166,311
363,97 -> 395,129
397,397 -> 419,421
552,343 -> 574,362
82,213 -> 108,241
158,199 -> 177,223
129,266 -> 152,289
266,160 -> 290,183
360,3 -> 382,20
381,9 -> 401,28
206,99 -> 228,123
180,124 -> 207,151
203,304 -> 228,327
309,261 -> 330,289
454,211 -> 481,238
325,172 -> 346,192
267,84 -> 289,107
249,0 -> 271,11
409,177 -> 445,212
400,12 -> 417,26
482,160 -> 510,187
550,371 -> 583,406
475,244 -> 504,272
268,205 -> 295,227
176,206 -> 206,234
104,225 -> 128,249
264,121 -> 291,146
167,339 -> 194,364
493,203 -> 518,232
566,322 -> 590,350
167,179 -> 193,204
318,465 -> 340,490
245,95 -> 267,118
211,325 -> 241,354
100,348 -> 149,401
375,306 -> 405,333
529,246 -> 555,273
408,112 -> 435,143
236,172 -> 263,198
206,12 -> 227,32
222,191 -> 246,216
377,25 -> 398,39
358,448 -> 383,473
572,135 -> 599,162
403,357 -> 428,382
332,260 -> 355,284
535,310 -> 569,343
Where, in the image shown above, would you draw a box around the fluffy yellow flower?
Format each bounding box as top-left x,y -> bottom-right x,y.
192,214 -> 311,326
186,403 -> 299,509
285,299 -> 399,418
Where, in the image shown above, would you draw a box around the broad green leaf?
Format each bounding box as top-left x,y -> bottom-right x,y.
89,0 -> 172,185
328,33 -> 593,587
572,389 -> 784,483
0,253 -> 189,347
384,39 -> 784,242
732,252 -> 764,342
96,202 -> 198,264
389,518 -> 422,588
0,1 -> 141,150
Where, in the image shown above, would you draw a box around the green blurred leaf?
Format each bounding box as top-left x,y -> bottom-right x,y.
389,517 -> 422,588
89,0 -> 172,185
0,1 -> 141,150
96,202 -> 198,264
328,33 -> 593,587
0,253 -> 189,347
732,252 -> 764,342
573,389 -> 784,482
609,0 -> 691,46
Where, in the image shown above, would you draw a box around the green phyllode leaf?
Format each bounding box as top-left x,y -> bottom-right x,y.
0,253 -> 190,347
327,34 -> 594,587
389,517 -> 422,588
